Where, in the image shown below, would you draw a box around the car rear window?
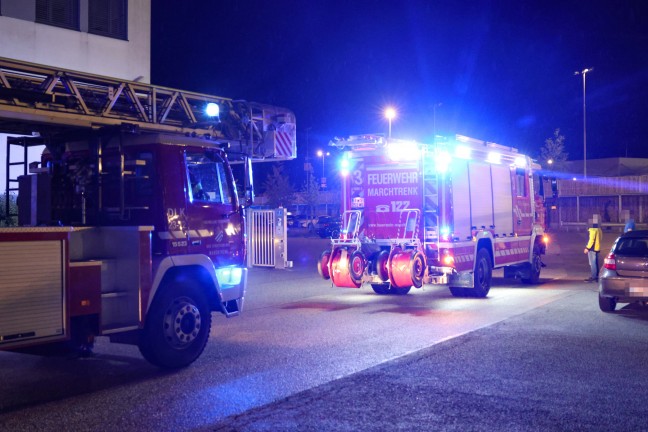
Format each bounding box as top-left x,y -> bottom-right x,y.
615,238 -> 648,257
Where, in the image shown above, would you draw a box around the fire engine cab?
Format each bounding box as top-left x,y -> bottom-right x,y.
0,57 -> 296,368
318,134 -> 547,298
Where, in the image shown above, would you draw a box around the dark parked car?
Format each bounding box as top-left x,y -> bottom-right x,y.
315,216 -> 341,238
598,230 -> 648,312
286,214 -> 299,229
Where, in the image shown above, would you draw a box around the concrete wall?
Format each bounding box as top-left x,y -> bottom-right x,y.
0,0 -> 150,83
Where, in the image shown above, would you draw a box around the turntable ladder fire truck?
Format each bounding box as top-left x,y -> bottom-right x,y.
0,57 -> 296,368
318,134 -> 547,298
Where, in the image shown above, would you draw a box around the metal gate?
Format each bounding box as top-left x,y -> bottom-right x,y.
246,207 -> 291,269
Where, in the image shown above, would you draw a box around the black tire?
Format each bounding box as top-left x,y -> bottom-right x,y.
410,251 -> 426,288
449,287 -> 468,297
371,283 -> 391,295
318,249 -> 331,280
470,248 -> 492,298
349,250 -> 366,285
390,286 -> 412,295
598,293 -> 617,312
522,246 -> 542,284
138,279 -> 211,369
375,250 -> 390,282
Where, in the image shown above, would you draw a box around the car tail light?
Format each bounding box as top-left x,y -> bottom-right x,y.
604,253 -> 616,270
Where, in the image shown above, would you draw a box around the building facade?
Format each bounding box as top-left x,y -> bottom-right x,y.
0,0 -> 151,194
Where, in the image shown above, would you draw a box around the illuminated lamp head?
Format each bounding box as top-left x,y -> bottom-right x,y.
434,150 -> 452,174
339,155 -> 351,177
514,156 -> 527,168
205,103 -> 220,117
387,140 -> 420,162
440,225 -> 451,241
455,145 -> 471,160
486,151 -> 501,164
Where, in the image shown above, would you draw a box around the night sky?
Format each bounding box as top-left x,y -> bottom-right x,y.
152,1 -> 648,183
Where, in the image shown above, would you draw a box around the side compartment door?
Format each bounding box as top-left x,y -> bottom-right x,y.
184,150 -> 243,266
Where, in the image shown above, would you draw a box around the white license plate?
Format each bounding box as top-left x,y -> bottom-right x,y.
629,287 -> 648,296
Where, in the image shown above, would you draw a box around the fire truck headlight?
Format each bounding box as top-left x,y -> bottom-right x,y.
205,102 -> 220,117
441,250 -> 455,266
225,223 -> 236,236
216,266 -> 243,286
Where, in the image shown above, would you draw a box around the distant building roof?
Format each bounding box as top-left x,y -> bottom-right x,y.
560,158 -> 648,177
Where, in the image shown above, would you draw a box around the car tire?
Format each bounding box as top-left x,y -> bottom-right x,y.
598,293 -> 617,312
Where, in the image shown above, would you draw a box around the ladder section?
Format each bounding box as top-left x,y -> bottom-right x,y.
422,145 -> 440,243
0,57 -> 296,160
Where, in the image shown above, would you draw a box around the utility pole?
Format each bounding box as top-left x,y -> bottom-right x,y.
575,68 -> 593,178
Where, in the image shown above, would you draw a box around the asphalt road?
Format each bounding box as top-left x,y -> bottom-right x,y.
2,229 -> 646,431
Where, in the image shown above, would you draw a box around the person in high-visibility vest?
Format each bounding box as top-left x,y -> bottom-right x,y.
583,222 -> 603,282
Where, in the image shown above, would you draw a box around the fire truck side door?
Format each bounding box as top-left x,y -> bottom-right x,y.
184,150 -> 243,266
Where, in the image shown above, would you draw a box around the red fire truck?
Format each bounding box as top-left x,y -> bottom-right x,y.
0,58 -> 296,368
318,134 -> 547,297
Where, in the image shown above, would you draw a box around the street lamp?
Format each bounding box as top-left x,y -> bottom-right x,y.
575,67 -> 593,178
317,149 -> 330,214
384,107 -> 396,138
316,149 -> 330,184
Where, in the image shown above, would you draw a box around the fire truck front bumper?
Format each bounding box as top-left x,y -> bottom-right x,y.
426,266 -> 455,285
215,266 -> 247,316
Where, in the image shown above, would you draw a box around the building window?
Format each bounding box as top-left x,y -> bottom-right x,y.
36,0 -> 79,31
89,0 -> 127,40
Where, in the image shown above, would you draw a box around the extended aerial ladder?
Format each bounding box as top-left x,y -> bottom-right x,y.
0,56 -> 296,223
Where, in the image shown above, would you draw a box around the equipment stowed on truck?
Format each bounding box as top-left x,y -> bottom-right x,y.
0,57 -> 296,368
318,134 -> 548,298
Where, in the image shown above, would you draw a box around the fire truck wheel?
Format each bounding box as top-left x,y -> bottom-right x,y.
318,250 -> 332,280
522,246 -> 542,284
471,248 -> 492,298
375,250 -> 390,282
410,251 -> 426,288
371,283 -> 392,295
138,280 -> 211,369
349,250 -> 366,285
449,287 -> 468,297
390,286 -> 412,295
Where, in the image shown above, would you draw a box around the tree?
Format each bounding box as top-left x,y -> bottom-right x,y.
301,174 -> 320,218
262,164 -> 295,208
539,128 -> 568,172
0,193 -> 17,226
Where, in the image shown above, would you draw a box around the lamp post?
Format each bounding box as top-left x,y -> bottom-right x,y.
384,107 -> 396,138
317,149 -> 330,214
575,67 -> 593,178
